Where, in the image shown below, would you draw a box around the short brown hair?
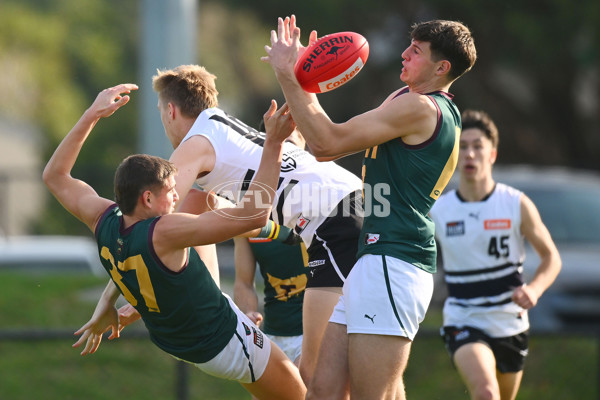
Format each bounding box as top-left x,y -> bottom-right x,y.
152,65 -> 219,118
461,109 -> 499,148
114,154 -> 177,214
411,20 -> 477,81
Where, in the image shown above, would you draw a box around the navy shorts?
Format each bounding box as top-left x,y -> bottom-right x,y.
441,326 -> 529,373
306,190 -> 363,288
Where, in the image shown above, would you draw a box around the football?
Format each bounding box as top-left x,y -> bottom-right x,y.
294,31 -> 369,93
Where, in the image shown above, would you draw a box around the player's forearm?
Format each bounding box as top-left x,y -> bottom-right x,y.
233,285 -> 260,314
89,280 -> 121,321
274,73 -> 337,155
42,109 -> 99,190
238,138 -> 283,223
528,254 -> 562,298
99,280 -> 121,306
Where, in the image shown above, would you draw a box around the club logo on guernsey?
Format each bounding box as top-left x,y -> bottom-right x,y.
280,154 -> 297,173
116,238 -> 124,255
446,221 -> 465,236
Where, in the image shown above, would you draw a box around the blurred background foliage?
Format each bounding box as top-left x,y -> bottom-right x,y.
0,0 -> 598,235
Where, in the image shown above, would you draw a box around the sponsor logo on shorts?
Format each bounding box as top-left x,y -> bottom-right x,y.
455,329 -> 470,341
308,259 -> 326,267
446,221 -> 465,236
364,233 -> 380,245
252,327 -> 264,349
519,349 -> 529,357
242,322 -> 251,336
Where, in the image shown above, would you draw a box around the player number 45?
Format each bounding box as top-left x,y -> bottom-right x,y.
488,235 -> 509,259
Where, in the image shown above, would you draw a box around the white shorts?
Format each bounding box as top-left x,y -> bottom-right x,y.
329,254 -> 433,340
191,296 -> 272,383
267,334 -> 302,363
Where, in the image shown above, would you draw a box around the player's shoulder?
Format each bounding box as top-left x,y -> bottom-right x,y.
494,182 -> 523,198
385,88 -> 439,121
190,107 -> 222,127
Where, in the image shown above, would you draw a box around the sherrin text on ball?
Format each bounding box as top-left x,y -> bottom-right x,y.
294,31 -> 369,93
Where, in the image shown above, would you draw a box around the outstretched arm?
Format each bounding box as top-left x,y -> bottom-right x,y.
43,84 -> 138,231
263,16 -> 437,157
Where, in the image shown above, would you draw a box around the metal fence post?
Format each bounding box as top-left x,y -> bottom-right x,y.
175,360 -> 189,400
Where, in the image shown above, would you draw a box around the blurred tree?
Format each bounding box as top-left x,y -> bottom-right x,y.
0,0 -> 138,235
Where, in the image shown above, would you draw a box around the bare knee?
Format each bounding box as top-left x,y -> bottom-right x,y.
306,379 -> 349,400
471,383 -> 500,400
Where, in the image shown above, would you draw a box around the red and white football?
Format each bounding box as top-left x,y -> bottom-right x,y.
294,31 -> 369,94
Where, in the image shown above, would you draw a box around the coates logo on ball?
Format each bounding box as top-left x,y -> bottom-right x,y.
294,31 -> 369,94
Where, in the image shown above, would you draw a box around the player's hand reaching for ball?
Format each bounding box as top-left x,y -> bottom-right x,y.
289,15 -> 318,63
263,100 -> 296,144
262,15 -> 317,77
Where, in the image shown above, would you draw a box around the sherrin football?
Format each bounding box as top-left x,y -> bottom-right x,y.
294,31 -> 369,94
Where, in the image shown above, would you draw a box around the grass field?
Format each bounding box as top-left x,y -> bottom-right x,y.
0,270 -> 597,399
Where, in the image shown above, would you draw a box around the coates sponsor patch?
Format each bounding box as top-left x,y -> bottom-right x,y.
295,215 -> 311,233
364,233 -> 380,245
252,327 -> 264,349
446,221 -> 465,236
484,219 -> 511,230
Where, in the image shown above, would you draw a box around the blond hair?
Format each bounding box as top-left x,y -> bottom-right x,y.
152,65 -> 219,118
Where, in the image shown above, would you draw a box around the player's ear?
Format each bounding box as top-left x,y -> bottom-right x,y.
141,190 -> 153,208
490,147 -> 498,165
436,60 -> 451,76
166,102 -> 177,120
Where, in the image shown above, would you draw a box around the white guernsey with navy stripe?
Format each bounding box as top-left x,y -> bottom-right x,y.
430,183 -> 530,337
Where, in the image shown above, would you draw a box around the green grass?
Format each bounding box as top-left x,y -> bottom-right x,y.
0,271 -> 597,399
0,271 -> 247,400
